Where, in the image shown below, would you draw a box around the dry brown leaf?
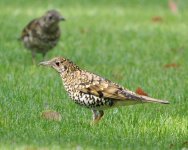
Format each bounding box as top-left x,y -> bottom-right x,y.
164,63 -> 180,68
135,87 -> 148,96
151,16 -> 163,23
168,0 -> 178,14
41,110 -> 62,122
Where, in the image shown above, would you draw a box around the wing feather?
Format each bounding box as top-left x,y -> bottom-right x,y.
70,71 -> 169,104
21,18 -> 38,39
75,71 -> 127,100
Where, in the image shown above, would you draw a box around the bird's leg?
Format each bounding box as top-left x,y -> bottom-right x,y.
31,51 -> 36,64
91,110 -> 104,124
97,110 -> 104,121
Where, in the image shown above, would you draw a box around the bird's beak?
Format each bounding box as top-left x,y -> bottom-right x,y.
39,60 -> 52,67
59,16 -> 65,21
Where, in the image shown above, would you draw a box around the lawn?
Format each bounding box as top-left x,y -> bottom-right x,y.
0,0 -> 188,149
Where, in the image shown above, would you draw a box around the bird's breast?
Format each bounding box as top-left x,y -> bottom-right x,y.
67,89 -> 114,110
63,81 -> 115,110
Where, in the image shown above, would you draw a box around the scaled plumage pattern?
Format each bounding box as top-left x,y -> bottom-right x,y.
21,10 -> 65,63
39,57 -> 169,123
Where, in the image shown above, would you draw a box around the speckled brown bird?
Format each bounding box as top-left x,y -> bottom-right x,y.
39,57 -> 170,123
20,10 -> 65,63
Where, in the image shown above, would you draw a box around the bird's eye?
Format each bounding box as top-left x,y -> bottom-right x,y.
55,62 -> 60,66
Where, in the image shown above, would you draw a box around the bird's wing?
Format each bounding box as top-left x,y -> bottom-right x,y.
20,18 -> 38,39
75,71 -> 127,100
73,71 -> 169,104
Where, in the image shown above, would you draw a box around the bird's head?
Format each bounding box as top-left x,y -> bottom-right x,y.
43,10 -> 65,27
39,57 -> 79,75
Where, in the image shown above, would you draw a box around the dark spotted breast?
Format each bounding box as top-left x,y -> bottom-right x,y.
68,90 -> 114,110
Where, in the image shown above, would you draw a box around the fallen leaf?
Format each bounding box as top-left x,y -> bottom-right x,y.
135,87 -> 148,96
164,63 -> 180,68
41,110 -> 62,122
151,16 -> 163,23
168,0 -> 178,14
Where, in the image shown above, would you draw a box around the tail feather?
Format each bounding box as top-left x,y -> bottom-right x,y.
139,95 -> 170,104
122,90 -> 170,104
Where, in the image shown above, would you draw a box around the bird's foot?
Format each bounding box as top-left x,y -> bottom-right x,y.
90,110 -> 104,125
90,116 -> 103,125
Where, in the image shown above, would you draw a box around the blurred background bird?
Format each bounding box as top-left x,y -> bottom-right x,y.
20,10 -> 65,63
39,57 -> 170,124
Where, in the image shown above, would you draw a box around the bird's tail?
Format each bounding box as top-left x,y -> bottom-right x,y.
139,95 -> 169,104
121,90 -> 170,104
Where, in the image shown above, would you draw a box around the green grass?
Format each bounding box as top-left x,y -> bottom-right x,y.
0,0 -> 188,149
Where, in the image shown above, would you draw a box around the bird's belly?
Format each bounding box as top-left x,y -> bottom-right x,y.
23,35 -> 58,52
69,91 -> 114,110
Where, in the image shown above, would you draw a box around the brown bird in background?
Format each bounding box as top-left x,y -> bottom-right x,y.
39,57 -> 169,123
20,10 -> 65,63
